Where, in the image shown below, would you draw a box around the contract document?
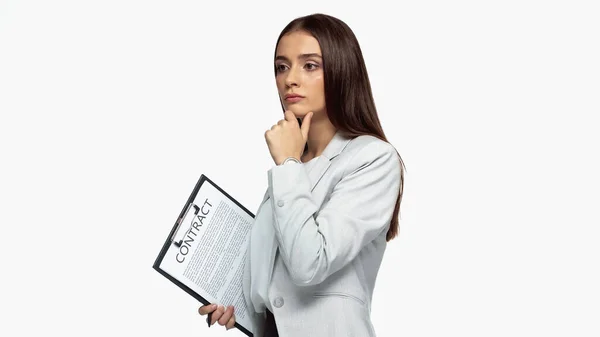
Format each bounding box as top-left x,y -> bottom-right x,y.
153,174 -> 256,336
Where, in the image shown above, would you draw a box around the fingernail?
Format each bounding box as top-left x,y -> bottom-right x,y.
212,304 -> 217,309
218,305 -> 224,311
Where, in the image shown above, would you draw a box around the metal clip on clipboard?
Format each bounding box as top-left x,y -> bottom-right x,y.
171,202 -> 200,247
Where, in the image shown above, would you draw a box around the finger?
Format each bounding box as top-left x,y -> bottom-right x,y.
210,305 -> 225,326
300,111 -> 313,140
226,315 -> 236,330
198,304 -> 217,315
218,306 -> 234,326
284,110 -> 296,122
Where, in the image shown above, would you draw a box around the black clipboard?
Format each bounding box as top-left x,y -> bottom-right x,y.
152,174 -> 255,337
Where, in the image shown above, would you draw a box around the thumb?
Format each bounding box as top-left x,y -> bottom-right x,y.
300,112 -> 313,140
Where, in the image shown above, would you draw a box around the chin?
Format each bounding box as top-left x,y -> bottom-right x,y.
287,109 -> 310,117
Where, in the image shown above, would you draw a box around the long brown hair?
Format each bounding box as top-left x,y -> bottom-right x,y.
274,13 -> 406,242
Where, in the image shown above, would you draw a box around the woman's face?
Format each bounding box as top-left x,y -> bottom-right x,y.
274,30 -> 326,119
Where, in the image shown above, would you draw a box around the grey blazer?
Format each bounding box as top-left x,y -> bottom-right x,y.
247,130 -> 402,337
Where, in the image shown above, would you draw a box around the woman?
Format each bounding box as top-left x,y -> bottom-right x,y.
198,13 -> 405,336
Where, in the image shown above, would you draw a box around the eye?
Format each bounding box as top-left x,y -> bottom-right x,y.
305,63 -> 319,70
275,64 -> 287,73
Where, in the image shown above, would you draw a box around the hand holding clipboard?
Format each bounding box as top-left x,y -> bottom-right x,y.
199,303 -> 236,330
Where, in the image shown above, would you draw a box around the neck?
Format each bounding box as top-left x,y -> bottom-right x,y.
301,114 -> 337,161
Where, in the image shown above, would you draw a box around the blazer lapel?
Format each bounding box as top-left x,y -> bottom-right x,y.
259,130 -> 353,204
306,129 -> 353,192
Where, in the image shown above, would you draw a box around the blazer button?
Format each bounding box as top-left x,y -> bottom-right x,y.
273,296 -> 284,308
277,200 -> 284,207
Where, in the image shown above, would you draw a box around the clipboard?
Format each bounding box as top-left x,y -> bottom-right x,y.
152,174 -> 256,337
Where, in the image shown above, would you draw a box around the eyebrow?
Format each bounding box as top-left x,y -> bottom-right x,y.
275,53 -> 322,62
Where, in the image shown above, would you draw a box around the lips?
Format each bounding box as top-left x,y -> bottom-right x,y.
285,94 -> 304,102
285,96 -> 303,102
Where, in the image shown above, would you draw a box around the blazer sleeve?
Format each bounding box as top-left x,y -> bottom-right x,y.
266,140 -> 402,286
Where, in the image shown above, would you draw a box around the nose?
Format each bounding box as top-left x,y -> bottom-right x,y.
284,66 -> 300,87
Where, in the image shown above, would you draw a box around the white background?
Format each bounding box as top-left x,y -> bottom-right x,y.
1,0 -> 598,336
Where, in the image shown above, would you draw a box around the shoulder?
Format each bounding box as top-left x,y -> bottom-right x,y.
344,134 -> 398,163
340,134 -> 400,176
